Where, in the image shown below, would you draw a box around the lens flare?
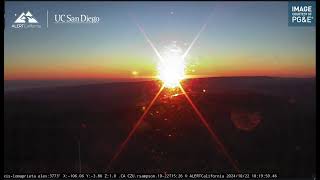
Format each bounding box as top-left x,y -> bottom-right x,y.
157,43 -> 186,88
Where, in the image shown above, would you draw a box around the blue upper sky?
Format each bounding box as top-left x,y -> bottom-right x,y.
4,1 -> 316,80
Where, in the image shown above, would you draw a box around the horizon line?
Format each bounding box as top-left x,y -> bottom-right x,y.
4,75 -> 316,81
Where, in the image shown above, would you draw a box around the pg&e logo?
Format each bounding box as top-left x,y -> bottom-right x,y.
288,1 -> 316,26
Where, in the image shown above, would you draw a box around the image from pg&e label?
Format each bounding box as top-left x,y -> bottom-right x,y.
288,1 -> 316,26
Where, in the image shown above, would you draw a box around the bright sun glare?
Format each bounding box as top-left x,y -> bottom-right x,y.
157,43 -> 186,88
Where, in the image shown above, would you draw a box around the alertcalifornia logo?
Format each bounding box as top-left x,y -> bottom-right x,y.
10,10 -> 101,30
11,11 -> 42,29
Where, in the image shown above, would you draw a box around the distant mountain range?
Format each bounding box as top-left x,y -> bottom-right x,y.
4,76 -> 315,93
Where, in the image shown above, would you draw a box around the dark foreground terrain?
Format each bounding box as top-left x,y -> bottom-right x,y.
4,77 -> 316,178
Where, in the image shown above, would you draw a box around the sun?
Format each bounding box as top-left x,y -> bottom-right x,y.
157,44 -> 186,88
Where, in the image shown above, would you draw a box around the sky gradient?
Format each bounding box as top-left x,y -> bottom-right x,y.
4,1 -> 316,80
